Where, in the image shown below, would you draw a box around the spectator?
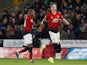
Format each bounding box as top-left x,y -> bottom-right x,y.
60,23 -> 68,39
66,0 -> 74,10
0,30 -> 7,39
18,13 -> 24,25
31,0 -> 41,13
2,17 -> 9,28
6,25 -> 13,38
78,17 -> 87,39
71,13 -> 81,38
10,17 -> 18,26
61,1 -> 68,10
67,23 -> 76,39
0,10 -> 10,22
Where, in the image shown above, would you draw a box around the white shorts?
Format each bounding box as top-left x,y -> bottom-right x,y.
49,31 -> 60,43
23,33 -> 33,46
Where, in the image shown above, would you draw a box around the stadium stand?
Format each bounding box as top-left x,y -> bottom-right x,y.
0,0 -> 87,39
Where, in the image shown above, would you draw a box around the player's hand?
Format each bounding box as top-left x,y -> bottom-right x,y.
38,24 -> 45,32
58,18 -> 62,21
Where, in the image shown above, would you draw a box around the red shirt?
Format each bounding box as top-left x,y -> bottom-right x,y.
24,15 -> 33,32
46,12 -> 63,30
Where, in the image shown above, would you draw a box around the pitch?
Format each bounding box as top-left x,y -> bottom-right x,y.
0,58 -> 87,65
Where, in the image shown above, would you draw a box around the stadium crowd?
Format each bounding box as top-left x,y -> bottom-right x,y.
0,0 -> 87,39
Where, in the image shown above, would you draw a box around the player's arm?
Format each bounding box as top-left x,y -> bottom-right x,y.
38,16 -> 47,32
59,12 -> 69,25
32,21 -> 37,29
62,17 -> 69,25
41,16 -> 47,24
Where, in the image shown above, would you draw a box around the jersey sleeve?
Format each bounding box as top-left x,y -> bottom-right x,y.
30,19 -> 34,23
59,12 -> 64,19
45,14 -> 49,20
24,16 -> 29,27
27,16 -> 34,25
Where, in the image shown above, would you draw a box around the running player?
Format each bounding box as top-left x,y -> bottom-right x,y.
39,3 -> 69,63
15,9 -> 36,62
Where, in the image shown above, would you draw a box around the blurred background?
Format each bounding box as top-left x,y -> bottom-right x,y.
0,0 -> 87,40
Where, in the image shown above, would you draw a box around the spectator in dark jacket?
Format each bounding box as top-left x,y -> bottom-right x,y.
78,17 -> 87,39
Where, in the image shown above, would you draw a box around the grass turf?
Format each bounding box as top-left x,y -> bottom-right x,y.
0,58 -> 87,65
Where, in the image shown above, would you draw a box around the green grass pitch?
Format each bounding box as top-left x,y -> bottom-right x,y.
0,58 -> 87,65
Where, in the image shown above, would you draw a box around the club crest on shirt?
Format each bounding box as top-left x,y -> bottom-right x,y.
31,19 -> 33,22
51,16 -> 53,19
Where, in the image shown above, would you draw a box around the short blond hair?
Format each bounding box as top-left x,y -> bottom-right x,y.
50,2 -> 57,7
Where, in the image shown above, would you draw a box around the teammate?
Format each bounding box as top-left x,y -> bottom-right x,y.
38,3 -> 69,63
15,9 -> 35,62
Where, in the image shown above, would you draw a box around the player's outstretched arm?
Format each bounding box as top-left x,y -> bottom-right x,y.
41,16 -> 46,24
37,17 -> 46,32
62,17 -> 69,25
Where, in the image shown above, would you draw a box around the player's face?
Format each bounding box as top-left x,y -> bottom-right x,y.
50,4 -> 57,12
31,10 -> 36,19
32,10 -> 35,16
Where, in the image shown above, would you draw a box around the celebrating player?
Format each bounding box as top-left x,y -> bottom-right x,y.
15,9 -> 36,62
38,3 -> 69,63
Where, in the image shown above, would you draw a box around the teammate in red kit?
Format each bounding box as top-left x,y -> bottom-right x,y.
15,9 -> 35,62
39,3 -> 69,63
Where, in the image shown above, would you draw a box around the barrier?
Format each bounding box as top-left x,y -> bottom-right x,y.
65,48 -> 87,60
1,47 -> 87,59
0,47 -> 42,59
3,39 -> 24,47
2,39 -> 87,59
61,40 -> 87,48
3,39 -> 87,48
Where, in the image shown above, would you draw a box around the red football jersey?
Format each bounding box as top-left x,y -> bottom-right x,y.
24,15 -> 33,32
46,12 -> 63,30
